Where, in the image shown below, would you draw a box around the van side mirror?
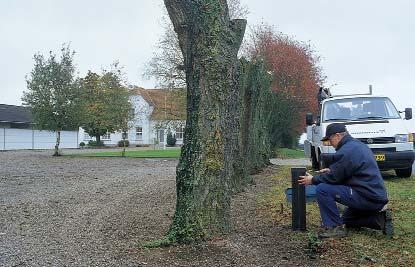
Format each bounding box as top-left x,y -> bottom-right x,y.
306,113 -> 313,126
405,108 -> 412,120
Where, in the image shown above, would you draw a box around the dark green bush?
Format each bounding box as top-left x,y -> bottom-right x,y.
118,140 -> 130,147
79,142 -> 85,148
88,140 -> 104,147
167,132 -> 176,146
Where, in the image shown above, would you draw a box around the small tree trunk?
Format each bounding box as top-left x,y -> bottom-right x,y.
95,135 -> 101,145
53,130 -> 61,156
164,0 -> 246,243
122,138 -> 126,157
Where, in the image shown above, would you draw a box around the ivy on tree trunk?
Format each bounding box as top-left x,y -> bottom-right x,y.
163,0 -> 247,243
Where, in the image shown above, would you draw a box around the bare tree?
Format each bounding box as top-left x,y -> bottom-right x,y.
143,16 -> 186,89
228,0 -> 249,19
144,0 -> 248,90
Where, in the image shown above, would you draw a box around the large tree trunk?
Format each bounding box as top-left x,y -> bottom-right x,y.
53,130 -> 61,156
164,0 -> 246,243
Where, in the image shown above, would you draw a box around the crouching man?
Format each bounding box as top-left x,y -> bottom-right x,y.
299,123 -> 393,238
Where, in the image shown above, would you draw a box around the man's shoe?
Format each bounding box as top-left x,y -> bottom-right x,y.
377,209 -> 394,238
318,225 -> 349,239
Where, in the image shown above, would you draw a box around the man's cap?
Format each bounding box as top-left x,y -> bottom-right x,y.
321,123 -> 347,141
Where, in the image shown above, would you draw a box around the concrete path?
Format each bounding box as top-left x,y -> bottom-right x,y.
269,158 -> 311,166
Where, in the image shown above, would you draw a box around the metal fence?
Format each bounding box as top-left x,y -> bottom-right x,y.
0,128 -> 79,150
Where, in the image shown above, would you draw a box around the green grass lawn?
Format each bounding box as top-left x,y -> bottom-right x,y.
75,147 -> 304,160
276,148 -> 305,159
263,166 -> 415,266
69,148 -> 181,158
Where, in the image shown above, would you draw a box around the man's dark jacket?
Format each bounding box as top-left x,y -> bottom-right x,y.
312,134 -> 388,204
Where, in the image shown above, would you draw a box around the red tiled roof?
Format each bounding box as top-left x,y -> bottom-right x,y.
131,87 -> 186,121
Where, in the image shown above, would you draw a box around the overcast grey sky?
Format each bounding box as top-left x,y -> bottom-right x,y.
1,0 -> 414,129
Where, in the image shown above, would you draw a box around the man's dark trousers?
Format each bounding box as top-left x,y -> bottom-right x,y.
316,183 -> 385,228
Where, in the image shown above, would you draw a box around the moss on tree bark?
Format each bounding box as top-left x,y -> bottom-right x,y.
239,59 -> 274,174
163,0 -> 247,243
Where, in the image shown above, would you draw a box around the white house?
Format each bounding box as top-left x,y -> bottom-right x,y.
0,104 -> 79,150
79,87 -> 186,147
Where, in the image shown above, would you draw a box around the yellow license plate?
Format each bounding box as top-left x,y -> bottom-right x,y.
375,154 -> 385,161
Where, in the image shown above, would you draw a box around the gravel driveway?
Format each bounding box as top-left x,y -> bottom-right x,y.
0,150 -> 177,266
1,150 -> 320,267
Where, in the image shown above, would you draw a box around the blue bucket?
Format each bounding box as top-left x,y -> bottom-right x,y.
285,185 -> 317,203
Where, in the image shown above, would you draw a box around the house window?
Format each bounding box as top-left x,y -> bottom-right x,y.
176,127 -> 184,139
157,129 -> 165,143
136,127 -> 143,140
101,132 -> 111,140
84,133 -> 92,140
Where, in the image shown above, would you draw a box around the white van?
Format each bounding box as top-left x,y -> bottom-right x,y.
304,92 -> 414,177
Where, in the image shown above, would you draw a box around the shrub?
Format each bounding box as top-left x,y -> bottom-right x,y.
79,142 -> 85,148
167,132 -> 176,147
118,140 -> 130,147
88,140 -> 104,147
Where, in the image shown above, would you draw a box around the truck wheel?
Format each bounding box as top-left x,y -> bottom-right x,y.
319,159 -> 327,170
311,147 -> 319,170
395,167 -> 412,178
318,152 -> 327,170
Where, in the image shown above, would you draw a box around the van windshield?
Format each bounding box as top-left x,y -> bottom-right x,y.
322,97 -> 401,122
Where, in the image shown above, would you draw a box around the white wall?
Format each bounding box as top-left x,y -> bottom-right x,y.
0,128 -> 79,150
78,94 -> 185,146
78,94 -> 154,146
130,94 -> 153,145
0,128 -> 4,150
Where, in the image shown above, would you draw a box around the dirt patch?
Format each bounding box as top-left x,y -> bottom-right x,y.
132,165 -> 318,267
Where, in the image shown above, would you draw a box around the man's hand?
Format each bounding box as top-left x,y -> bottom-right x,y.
298,172 -> 313,186
317,168 -> 331,174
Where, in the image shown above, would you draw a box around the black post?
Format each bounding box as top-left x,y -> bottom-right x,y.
291,167 -> 306,231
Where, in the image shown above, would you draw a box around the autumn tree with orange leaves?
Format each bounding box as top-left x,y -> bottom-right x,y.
245,24 -> 325,147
